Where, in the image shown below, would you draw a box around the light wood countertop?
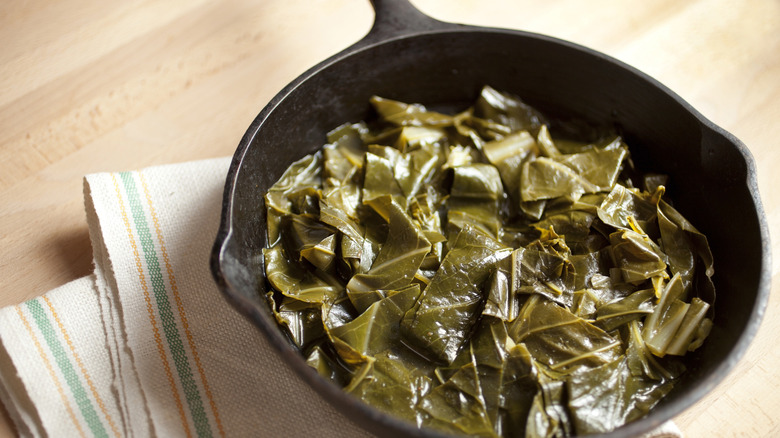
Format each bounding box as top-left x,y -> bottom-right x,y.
2,0 -> 778,436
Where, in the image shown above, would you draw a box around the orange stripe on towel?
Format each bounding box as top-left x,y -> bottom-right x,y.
138,172 -> 225,437
15,306 -> 86,438
42,296 -> 122,438
111,173 -> 193,438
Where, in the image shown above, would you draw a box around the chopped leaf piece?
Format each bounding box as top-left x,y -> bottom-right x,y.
272,296 -> 325,351
525,366 -> 572,438
595,289 -> 655,332
510,296 -> 622,372
597,184 -> 658,233
331,284 -> 421,362
306,345 -> 351,386
346,352 -> 433,425
536,124 -> 562,158
265,152 -> 323,245
263,245 -> 342,304
370,95 -> 453,127
567,357 -> 674,435
447,164 -> 505,237
300,234 -> 337,272
658,199 -> 715,296
642,273 -> 695,357
557,139 -> 628,190
346,196 -> 431,300
483,256 -> 516,321
474,85 -> 546,134
419,362 -> 497,437
482,130 -> 538,195
401,226 -> 512,364
521,157 -> 601,202
609,229 -> 667,284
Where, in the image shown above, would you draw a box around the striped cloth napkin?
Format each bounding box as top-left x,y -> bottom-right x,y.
0,157 -> 683,438
0,158 -> 367,438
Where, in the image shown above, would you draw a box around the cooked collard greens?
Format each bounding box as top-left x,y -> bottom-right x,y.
263,86 -> 715,437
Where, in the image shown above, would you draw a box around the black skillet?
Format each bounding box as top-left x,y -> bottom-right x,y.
210,1 -> 771,436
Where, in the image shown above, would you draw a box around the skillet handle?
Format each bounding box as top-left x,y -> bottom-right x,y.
357,0 -> 457,47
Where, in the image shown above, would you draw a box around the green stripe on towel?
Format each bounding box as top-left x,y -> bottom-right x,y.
120,171 -> 213,438
26,299 -> 109,438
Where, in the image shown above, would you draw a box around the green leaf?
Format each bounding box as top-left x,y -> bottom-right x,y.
263,244 -> 342,304
567,356 -> 674,435
331,284 -> 422,361
346,351 -> 434,425
532,209 -> 596,243
265,152 -> 323,245
556,138 -> 628,191
419,361 -> 498,437
447,163 -> 505,238
402,226 -> 512,364
323,123 -> 366,183
458,319 -> 539,436
370,95 -> 453,128
536,125 -> 561,158
319,200 -> 377,276
473,85 -> 546,134
657,198 -> 715,301
482,130 -> 538,195
394,126 -> 448,152
625,320 -> 684,381
520,157 -> 600,202
271,295 -> 325,351
483,256 -> 517,321
279,214 -> 335,263
346,196 -> 431,301
366,143 -> 442,202
321,290 -> 358,334
595,289 -> 655,332
597,184 -> 658,234
525,365 -> 572,438
305,344 -> 352,387
409,191 -> 446,270
642,273 -> 695,357
511,246 -> 576,307
509,295 -> 622,373
362,152 -> 406,208
300,233 -> 338,272
608,228 -> 667,284
453,107 -> 512,146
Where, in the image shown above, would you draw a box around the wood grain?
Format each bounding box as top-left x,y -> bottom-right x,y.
1,0 -> 778,436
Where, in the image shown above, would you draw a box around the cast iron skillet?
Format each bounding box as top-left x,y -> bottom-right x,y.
211,1 -> 771,436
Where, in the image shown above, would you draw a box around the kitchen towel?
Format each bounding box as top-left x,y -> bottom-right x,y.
0,157 -> 682,437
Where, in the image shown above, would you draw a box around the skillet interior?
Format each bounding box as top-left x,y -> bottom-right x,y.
212,27 -> 768,438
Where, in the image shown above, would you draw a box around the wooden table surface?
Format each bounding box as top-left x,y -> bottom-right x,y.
1,0 -> 778,436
